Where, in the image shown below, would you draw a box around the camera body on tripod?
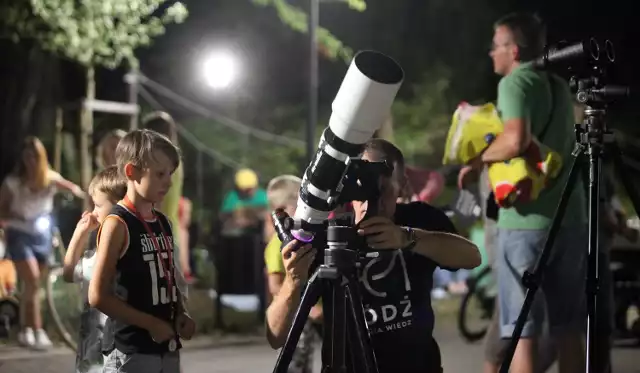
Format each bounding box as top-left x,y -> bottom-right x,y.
273,157 -> 392,253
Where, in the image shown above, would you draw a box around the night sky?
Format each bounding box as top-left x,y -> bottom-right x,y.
80,0 -> 640,126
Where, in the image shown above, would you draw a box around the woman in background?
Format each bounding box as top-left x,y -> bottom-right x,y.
0,137 -> 84,350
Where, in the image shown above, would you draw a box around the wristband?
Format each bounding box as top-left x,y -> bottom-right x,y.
401,226 -> 417,250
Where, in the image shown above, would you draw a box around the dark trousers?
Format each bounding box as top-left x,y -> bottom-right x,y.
214,229 -> 266,328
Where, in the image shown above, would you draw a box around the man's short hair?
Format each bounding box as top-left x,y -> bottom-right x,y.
364,138 -> 407,186
88,165 -> 127,203
115,129 -> 181,177
495,12 -> 546,62
364,138 -> 405,171
267,175 -> 302,210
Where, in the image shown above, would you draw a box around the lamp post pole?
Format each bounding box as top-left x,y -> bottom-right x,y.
307,0 -> 319,164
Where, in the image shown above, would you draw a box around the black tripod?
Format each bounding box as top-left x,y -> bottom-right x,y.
500,93 -> 638,373
272,222 -> 379,373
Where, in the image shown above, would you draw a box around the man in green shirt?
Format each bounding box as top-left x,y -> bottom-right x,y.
459,13 -> 587,373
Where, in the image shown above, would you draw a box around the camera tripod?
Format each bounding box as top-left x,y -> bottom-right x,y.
500,101 -> 640,373
272,222 -> 379,373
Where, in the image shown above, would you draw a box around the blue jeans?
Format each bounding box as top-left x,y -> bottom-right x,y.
433,268 -> 469,289
497,226 -> 587,338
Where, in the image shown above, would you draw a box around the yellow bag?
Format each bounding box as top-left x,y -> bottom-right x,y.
443,102 -> 563,207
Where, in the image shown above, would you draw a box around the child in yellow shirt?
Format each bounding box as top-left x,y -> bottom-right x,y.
264,175 -> 321,373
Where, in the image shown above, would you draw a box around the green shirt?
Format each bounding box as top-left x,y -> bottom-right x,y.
220,188 -> 268,213
496,62 -> 586,230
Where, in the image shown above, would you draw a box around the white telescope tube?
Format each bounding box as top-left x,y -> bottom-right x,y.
329,50 -> 404,144
293,50 -> 404,229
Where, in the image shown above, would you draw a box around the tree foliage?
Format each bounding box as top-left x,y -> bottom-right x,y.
1,0 -> 188,69
251,0 -> 366,63
392,64 -> 456,169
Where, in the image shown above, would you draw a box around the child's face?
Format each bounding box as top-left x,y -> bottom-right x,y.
91,191 -> 115,223
132,150 -> 174,203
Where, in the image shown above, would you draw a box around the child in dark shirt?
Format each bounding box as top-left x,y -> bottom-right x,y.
89,129 -> 195,373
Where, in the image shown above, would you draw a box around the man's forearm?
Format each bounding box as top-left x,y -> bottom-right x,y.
411,230 -> 481,270
481,134 -> 522,163
266,277 -> 303,349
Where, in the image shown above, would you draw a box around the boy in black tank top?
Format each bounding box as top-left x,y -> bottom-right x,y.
89,129 -> 195,373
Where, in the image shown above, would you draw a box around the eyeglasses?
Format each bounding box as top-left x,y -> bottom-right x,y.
490,42 -> 513,51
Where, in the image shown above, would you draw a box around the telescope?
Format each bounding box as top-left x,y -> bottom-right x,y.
271,50 -> 404,373
533,38 -> 615,69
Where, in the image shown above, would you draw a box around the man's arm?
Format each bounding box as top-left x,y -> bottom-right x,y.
411,230 -> 481,270
266,276 -> 304,348
265,240 -> 315,349
481,77 -> 532,163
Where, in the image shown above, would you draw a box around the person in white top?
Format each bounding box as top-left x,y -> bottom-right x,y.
0,136 -> 85,350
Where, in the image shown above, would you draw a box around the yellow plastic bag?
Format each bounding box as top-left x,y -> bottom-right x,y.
443,102 -> 563,207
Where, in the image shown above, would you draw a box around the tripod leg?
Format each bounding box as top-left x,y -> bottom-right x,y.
273,271 -> 323,373
345,277 -> 379,373
499,145 -> 584,373
586,142 -> 603,373
322,278 -> 347,373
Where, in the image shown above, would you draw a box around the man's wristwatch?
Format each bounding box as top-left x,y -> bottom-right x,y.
401,226 -> 417,250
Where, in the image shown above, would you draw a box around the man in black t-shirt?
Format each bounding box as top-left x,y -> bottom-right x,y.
266,139 -> 481,373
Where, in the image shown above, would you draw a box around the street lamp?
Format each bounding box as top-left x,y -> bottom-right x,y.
202,51 -> 240,90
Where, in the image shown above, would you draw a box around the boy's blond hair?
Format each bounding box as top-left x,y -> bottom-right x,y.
88,166 -> 127,203
115,129 -> 181,177
266,175 -> 302,209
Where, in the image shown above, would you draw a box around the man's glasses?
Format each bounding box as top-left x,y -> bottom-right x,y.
490,42 -> 513,51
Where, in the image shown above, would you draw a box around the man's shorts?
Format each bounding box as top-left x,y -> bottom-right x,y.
102,349 -> 180,373
497,226 -> 587,338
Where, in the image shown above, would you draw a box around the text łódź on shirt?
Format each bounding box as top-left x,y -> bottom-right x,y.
358,202 -> 455,372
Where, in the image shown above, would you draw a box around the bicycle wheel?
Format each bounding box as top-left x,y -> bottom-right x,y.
457,266 -> 495,342
45,228 -> 82,351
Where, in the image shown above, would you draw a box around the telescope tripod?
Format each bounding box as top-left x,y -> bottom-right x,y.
500,105 -> 640,373
272,226 -> 379,373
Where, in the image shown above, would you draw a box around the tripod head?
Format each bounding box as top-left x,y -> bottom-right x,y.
570,73 -> 630,108
534,38 -> 630,109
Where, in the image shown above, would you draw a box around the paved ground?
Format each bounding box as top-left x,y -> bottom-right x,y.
0,320 -> 638,373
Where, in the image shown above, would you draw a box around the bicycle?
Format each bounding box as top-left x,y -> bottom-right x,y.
457,250 -> 640,344
457,265 -> 495,343
0,215 -> 81,351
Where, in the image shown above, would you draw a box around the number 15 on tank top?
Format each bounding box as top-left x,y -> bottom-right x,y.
143,250 -> 177,306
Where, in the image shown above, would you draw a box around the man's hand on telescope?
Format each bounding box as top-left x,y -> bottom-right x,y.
357,217 -> 408,250
282,240 -> 316,286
